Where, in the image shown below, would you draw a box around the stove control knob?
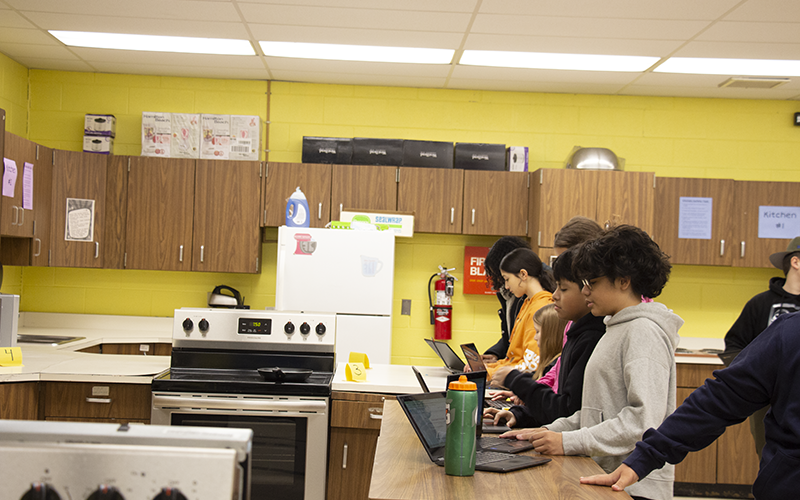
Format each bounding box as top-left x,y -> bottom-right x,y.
182,318 -> 193,332
284,322 -> 295,335
87,485 -> 124,500
152,487 -> 187,500
315,323 -> 326,336
21,482 -> 61,500
199,318 -> 209,334
300,322 -> 311,335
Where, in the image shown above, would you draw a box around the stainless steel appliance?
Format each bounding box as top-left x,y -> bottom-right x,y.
152,308 -> 336,500
0,419 -> 252,500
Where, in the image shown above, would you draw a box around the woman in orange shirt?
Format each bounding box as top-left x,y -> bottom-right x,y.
486,248 -> 555,381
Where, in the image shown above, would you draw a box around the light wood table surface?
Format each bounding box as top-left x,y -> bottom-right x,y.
369,400 -> 631,500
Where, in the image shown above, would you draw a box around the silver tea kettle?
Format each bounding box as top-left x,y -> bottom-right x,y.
208,285 -> 249,309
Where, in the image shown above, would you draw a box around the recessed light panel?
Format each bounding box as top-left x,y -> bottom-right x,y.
460,50 -> 660,72
655,57 -> 800,77
259,41 -> 454,64
49,30 -> 255,56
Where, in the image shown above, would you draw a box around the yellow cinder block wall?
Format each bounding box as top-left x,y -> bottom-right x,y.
1,65 -> 796,366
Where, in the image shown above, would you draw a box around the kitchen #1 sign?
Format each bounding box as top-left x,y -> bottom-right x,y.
463,246 -> 495,296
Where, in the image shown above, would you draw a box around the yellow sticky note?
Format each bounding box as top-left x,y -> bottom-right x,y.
348,352 -> 370,369
345,362 -> 367,382
0,347 -> 23,367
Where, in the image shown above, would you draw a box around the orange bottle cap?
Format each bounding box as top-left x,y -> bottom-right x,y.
448,374 -> 477,391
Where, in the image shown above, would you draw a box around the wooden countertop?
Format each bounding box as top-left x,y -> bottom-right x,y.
369,400 -> 631,500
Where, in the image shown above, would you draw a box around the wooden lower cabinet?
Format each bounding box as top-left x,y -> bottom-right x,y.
674,363 -> 759,496
42,381 -> 151,424
0,382 -> 39,420
327,391 -> 388,500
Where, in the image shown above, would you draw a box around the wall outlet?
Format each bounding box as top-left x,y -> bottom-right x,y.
401,299 -> 411,316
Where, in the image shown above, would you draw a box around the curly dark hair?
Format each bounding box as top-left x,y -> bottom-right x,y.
499,248 -> 556,293
484,236 -> 530,291
571,225 -> 672,298
552,246 -> 577,283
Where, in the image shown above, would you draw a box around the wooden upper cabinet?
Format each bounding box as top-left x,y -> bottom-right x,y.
50,150 -> 108,268
330,165 -> 397,220
529,169 -> 599,249
263,162 -> 332,227
1,132 -> 36,238
463,170 -> 528,236
125,156 -> 195,271
653,177 -> 734,266
397,167 -> 464,234
733,180 -> 800,268
31,144 -> 54,267
595,170 -> 655,235
193,160 -> 262,273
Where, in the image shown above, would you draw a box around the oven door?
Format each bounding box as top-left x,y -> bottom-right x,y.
152,393 -> 328,500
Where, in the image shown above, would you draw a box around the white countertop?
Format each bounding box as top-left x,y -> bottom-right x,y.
0,312 -> 172,384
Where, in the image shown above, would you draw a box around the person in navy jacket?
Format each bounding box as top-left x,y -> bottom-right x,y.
580,311 -> 800,500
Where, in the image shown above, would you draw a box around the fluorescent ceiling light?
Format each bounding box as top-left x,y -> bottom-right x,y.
49,30 -> 255,56
655,57 -> 800,77
259,41 -> 453,64
460,50 -> 659,72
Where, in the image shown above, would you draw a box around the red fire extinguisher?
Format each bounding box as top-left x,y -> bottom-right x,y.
429,266 -> 457,340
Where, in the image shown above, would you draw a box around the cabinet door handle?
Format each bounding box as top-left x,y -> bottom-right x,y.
450,207 -> 454,224
740,241 -> 746,258
720,239 -> 725,257
318,202 -> 322,220
19,208 -> 24,226
201,245 -> 205,263
12,206 -> 18,226
471,209 -> 475,226
339,203 -> 343,219
369,413 -> 383,420
86,397 -> 111,404
179,245 -> 184,262
94,242 -> 99,259
342,443 -> 348,469
34,238 -> 41,257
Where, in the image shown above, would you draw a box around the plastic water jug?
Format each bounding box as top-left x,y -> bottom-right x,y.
445,375 -> 477,476
285,187 -> 310,227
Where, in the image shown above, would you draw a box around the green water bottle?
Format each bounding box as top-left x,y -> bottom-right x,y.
445,374 -> 478,476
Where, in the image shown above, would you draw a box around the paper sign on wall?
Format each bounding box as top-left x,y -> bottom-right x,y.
65,198 -> 95,242
463,246 -> 494,295
758,206 -> 800,239
678,197 -> 712,240
2,158 -> 17,198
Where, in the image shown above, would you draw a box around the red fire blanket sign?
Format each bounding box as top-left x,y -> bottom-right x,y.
463,246 -> 494,295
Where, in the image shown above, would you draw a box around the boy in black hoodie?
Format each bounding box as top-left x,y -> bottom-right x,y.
486,247 -> 605,428
723,236 -> 800,458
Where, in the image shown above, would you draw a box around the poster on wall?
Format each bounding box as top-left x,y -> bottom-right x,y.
463,246 -> 494,295
65,198 -> 95,242
758,206 -> 800,239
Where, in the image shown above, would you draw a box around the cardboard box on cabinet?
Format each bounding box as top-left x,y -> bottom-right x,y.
84,114 -> 116,137
507,146 -> 528,172
454,143 -> 506,171
352,137 -> 404,166
83,135 -> 114,154
302,137 -> 354,164
402,140 -> 453,169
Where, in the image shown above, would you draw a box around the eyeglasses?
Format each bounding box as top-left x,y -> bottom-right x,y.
581,277 -> 603,291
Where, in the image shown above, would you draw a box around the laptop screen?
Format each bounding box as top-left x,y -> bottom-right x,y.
460,343 -> 486,373
424,338 -> 465,372
398,393 -> 447,449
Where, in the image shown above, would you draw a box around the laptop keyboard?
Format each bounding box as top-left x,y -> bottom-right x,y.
477,450 -> 517,464
484,399 -> 512,409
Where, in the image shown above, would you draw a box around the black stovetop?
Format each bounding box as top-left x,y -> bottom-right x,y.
151,347 -> 335,397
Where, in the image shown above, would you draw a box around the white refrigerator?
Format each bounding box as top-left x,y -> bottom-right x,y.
275,226 -> 395,364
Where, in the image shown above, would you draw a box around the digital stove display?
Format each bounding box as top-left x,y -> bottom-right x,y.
238,318 -> 272,335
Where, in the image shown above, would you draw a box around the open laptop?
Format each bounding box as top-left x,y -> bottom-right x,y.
459,343 -> 515,410
396,391 -> 550,472
424,338 -> 465,373
411,367 -> 512,435
718,349 -> 742,367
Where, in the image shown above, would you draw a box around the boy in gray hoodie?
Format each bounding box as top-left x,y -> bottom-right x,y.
504,225 -> 682,500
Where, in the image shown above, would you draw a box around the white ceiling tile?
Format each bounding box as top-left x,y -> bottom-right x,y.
696,21 -> 800,44
0,9 -> 39,29
0,42 -> 82,59
249,24 -> 463,48
463,33 -> 682,56
237,0 -> 476,12
451,65 -> 643,85
23,12 -> 248,38
673,41 -> 800,60
0,28 -> 59,45
9,56 -> 95,72
447,77 -> 628,95
723,0 -> 800,23
470,14 -> 712,40
71,47 -> 264,68
237,3 -> 472,32
478,0 -> 740,20
263,57 -> 451,77
269,70 -> 447,89
87,62 -> 270,80
11,0 -> 242,22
